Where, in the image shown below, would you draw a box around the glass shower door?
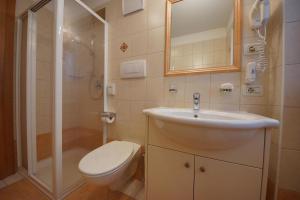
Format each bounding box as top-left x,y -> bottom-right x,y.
17,0 -> 107,198
22,1 -> 55,191
61,0 -> 105,191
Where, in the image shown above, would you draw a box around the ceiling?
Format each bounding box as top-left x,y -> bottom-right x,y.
171,0 -> 234,37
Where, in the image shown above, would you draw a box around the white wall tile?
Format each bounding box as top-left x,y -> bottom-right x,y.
131,31 -> 148,56
146,78 -> 164,102
147,52 -> 164,77
284,64 -> 300,107
148,0 -> 165,29
282,107 -> 300,150
210,104 -> 240,112
184,75 -> 211,104
129,79 -> 147,101
285,21 -> 300,65
148,27 -> 165,53
285,0 -> 300,22
240,105 -> 268,115
164,77 -> 186,107
279,149 -> 300,192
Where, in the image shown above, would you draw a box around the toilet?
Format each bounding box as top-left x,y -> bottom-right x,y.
78,141 -> 141,186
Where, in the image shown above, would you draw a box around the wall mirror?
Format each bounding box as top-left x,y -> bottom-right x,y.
165,0 -> 241,76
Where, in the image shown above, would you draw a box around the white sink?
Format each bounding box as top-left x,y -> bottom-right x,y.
143,108 -> 279,149
143,107 -> 279,129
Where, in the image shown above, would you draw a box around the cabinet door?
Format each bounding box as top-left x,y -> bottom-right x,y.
147,145 -> 194,200
195,156 -> 262,200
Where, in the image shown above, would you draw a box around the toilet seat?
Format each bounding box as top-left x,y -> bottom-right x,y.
78,141 -> 134,177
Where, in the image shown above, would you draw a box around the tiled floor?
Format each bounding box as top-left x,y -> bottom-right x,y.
278,188 -> 300,200
0,177 -> 144,200
0,153 -> 144,200
111,179 -> 144,200
0,179 -> 49,200
64,183 -> 136,200
0,173 -> 24,189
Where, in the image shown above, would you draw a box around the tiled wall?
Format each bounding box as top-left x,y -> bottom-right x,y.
278,0 -> 300,198
35,7 -> 54,135
170,37 -> 229,70
62,17 -> 105,131
267,0 -> 300,199
106,0 -> 269,145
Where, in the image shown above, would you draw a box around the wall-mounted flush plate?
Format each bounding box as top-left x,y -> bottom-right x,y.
243,85 -> 263,96
120,60 -> 147,79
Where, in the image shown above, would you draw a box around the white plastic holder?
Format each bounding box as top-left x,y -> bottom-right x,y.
101,112 -> 116,124
220,83 -> 234,95
107,83 -> 116,96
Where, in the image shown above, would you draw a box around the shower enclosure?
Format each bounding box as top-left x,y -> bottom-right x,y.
15,0 -> 108,198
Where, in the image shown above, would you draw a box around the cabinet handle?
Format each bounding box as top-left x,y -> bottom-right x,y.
184,162 -> 190,168
199,166 -> 206,172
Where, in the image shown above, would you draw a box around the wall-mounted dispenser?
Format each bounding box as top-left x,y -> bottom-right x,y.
245,62 -> 257,84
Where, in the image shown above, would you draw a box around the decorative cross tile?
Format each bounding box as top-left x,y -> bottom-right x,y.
120,42 -> 128,52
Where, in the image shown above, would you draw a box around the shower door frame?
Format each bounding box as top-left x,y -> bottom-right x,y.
15,6 -> 55,197
52,0 -> 109,198
15,0 -> 109,199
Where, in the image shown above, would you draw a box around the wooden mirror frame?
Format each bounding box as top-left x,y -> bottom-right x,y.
164,0 -> 242,76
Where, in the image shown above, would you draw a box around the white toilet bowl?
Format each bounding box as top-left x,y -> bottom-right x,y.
78,141 -> 141,186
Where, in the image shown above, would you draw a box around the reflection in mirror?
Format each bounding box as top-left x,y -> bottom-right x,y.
166,0 -> 241,75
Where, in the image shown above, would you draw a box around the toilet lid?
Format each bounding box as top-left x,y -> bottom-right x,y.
78,141 -> 134,176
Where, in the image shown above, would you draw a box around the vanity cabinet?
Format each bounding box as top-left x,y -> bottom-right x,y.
147,145 -> 262,200
194,156 -> 261,200
147,145 -> 194,200
145,118 -> 273,200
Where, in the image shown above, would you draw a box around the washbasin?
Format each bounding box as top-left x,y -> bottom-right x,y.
143,108 -> 279,150
143,107 -> 279,129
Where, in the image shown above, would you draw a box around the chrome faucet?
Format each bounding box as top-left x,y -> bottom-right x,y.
193,92 -> 200,112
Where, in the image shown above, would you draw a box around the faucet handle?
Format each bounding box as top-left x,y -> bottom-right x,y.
193,92 -> 200,99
